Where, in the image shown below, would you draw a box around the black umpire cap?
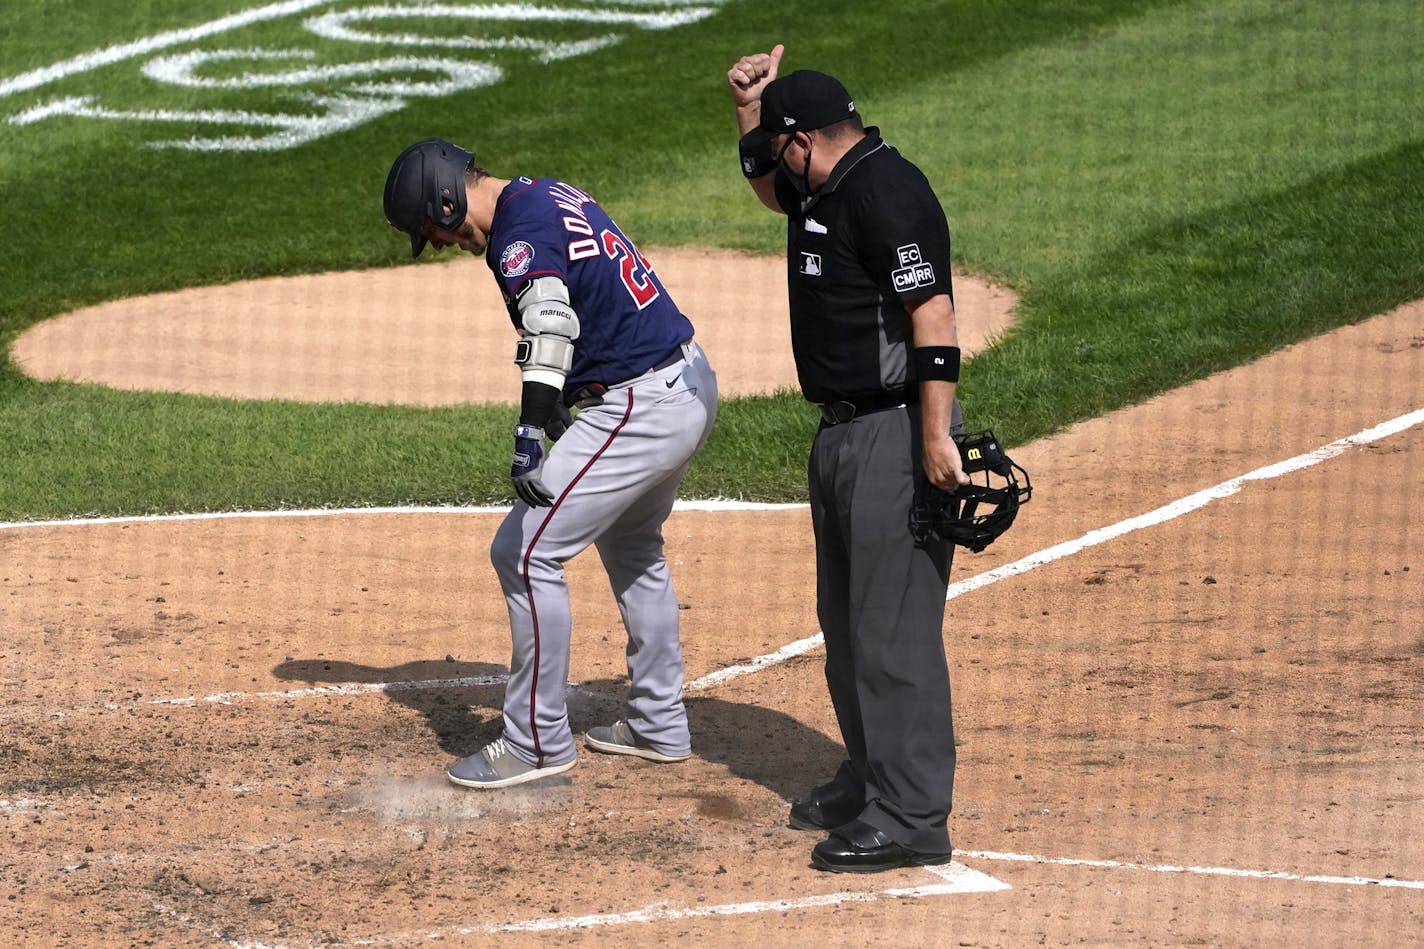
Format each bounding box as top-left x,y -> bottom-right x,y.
383,138 -> 475,258
739,69 -> 857,153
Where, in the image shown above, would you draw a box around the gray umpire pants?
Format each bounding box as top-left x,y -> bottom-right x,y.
808,402 -> 956,854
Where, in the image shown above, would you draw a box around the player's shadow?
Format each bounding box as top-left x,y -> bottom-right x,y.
272,657 -> 509,756
270,658 -> 842,801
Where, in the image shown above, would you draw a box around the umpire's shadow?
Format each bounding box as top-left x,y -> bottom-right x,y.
270,659 -> 842,802
682,694 -> 844,802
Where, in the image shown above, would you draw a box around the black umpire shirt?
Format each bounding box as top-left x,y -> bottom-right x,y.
772,127 -> 954,406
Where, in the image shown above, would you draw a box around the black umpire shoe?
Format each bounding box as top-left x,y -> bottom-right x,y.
788,782 -> 864,831
810,819 -> 953,874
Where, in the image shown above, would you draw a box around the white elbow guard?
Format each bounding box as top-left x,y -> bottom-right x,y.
517,276 -> 580,339
514,333 -> 574,389
513,277 -> 580,389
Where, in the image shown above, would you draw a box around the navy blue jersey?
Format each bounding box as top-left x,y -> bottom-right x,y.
486,177 -> 694,391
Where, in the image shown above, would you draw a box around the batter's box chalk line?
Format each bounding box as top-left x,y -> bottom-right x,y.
212,862 -> 1010,946
7,406 -> 1423,714
959,850 -> 1424,890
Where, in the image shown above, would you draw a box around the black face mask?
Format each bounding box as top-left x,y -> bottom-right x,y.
778,133 -> 815,196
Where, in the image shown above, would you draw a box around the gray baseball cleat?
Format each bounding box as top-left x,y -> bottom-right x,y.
446,737 -> 576,789
584,720 -> 690,763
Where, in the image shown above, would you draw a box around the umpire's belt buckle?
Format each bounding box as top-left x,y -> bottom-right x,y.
818,401 -> 858,425
817,389 -> 916,425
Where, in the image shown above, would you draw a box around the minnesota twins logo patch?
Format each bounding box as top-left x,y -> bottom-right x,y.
501,241 -> 535,277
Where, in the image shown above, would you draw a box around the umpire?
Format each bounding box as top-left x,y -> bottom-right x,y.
726,45 -> 970,873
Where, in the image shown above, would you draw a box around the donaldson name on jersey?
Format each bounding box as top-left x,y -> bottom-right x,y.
487,177 -> 693,391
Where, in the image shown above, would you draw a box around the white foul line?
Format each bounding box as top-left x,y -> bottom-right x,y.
11,406 -> 1423,715
16,410 -> 1424,946
942,405 -> 1424,602
687,404 -> 1424,689
685,633 -> 827,691
141,674 -> 513,708
960,850 -> 1424,890
0,0 -> 341,99
0,499 -> 804,532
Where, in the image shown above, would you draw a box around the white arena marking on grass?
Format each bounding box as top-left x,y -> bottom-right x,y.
141,47 -> 503,95
0,0 -> 339,98
8,87 -> 491,153
304,2 -> 715,62
959,850 -> 1424,890
4,1 -> 730,149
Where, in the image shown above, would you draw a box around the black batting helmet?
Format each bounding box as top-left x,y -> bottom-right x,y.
383,138 -> 475,257
909,429 -> 1032,553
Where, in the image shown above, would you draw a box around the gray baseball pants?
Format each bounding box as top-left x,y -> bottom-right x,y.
809,402 -> 957,854
490,341 -> 717,768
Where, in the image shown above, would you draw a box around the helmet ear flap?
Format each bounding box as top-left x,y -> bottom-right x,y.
430,176 -> 467,233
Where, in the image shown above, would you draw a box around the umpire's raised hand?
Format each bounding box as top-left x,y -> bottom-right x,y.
726,43 -> 785,110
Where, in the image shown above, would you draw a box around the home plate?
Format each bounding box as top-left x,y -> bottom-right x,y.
921,860 -> 1013,893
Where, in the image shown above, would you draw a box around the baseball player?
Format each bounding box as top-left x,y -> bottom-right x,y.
383,139 -> 718,789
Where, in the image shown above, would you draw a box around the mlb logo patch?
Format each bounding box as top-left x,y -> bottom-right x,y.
501,240 -> 535,277
800,252 -> 822,276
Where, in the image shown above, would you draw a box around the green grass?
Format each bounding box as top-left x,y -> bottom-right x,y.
960,142 -> 1424,439
1,0 -> 1422,517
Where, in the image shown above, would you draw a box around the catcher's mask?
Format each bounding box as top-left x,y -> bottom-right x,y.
383,138 -> 475,257
910,429 -> 1032,553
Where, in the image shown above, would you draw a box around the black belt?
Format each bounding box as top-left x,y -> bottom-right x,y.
648,346 -> 687,374
563,345 -> 687,408
817,389 -> 916,425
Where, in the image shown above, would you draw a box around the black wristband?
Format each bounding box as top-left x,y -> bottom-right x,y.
738,132 -> 777,179
518,379 -> 562,428
914,345 -> 961,383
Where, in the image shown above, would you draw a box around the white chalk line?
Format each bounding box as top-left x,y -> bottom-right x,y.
698,404 -> 1424,686
31,650 -> 787,720
320,864 -> 1008,946
941,405 -> 1424,601
960,850 -> 1424,890
140,674 -> 514,708
210,848 -> 1424,949
0,498 -> 804,532
12,406 -> 1424,717
685,633 -> 826,690
17,408 -> 1424,946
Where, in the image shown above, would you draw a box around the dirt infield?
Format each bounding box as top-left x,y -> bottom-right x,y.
2,258 -> 1422,945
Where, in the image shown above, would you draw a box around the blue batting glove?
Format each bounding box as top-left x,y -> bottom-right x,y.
511,424 -> 555,507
